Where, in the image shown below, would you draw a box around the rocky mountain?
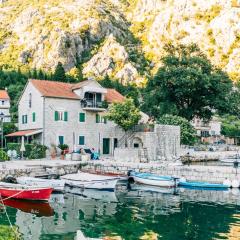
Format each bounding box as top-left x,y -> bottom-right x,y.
0,0 -> 240,84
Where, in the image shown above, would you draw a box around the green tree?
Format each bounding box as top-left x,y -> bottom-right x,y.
158,114 -> 196,145
53,62 -> 66,82
3,122 -> 17,136
143,43 -> 233,121
221,115 -> 240,144
107,98 -> 141,131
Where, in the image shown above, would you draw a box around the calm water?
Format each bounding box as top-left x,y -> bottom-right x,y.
0,182 -> 240,240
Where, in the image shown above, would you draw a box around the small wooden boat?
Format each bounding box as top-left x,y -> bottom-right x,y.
128,171 -> 177,188
61,172 -> 120,190
16,177 -> 65,192
0,182 -> 53,201
178,180 -> 229,189
2,198 -> 54,216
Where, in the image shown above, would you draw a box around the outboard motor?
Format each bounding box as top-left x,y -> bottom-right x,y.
3,175 -> 17,183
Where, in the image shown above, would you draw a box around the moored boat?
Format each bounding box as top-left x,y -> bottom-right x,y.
16,176 -> 65,192
178,180 -> 229,189
0,182 -> 53,201
61,172 -> 120,190
128,171 -> 177,188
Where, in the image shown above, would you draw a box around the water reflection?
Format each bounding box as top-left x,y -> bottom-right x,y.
0,182 -> 239,240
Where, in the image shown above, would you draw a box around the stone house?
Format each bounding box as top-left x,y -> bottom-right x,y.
7,79 -> 180,161
0,89 -> 11,122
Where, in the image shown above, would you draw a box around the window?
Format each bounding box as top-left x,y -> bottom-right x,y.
32,112 -> 36,122
58,136 -> 64,145
29,93 -> 32,108
22,115 -> 28,124
79,136 -> 85,145
79,113 -> 85,122
1,101 -> 4,105
96,114 -> 100,123
54,111 -> 68,121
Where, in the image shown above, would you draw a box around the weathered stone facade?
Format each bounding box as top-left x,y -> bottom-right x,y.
114,125 -> 180,162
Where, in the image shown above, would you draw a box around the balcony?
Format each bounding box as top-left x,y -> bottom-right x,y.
81,99 -> 105,112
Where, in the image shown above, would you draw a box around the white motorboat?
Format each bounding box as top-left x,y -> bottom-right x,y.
129,171 -> 177,188
61,172 -> 120,190
16,177 -> 65,192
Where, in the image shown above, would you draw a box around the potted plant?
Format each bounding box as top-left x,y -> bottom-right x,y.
58,144 -> 69,160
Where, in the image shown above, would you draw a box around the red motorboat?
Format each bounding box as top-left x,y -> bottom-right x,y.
0,182 -> 53,201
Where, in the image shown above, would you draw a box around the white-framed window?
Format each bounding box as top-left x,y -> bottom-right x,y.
54,110 -> 68,122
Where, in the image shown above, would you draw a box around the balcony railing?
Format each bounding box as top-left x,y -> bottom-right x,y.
81,99 -> 105,111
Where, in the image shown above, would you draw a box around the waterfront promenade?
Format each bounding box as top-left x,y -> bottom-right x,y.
0,154 -> 239,184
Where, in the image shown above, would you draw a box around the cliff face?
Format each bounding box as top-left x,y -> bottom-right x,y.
0,0 -> 240,84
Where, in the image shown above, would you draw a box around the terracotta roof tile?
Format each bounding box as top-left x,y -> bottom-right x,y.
6,129 -> 41,137
30,79 -> 80,99
29,79 -> 125,102
105,89 -> 125,103
0,90 -> 10,99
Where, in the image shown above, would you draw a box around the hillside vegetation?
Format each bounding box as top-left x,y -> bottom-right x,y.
0,0 -> 240,83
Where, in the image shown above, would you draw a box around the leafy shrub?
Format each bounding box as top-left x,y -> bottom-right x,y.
0,150 -> 10,161
7,142 -> 47,159
58,144 -> 69,150
28,143 -> 47,159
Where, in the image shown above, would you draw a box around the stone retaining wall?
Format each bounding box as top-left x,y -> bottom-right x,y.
0,163 -> 80,180
81,161 -> 240,183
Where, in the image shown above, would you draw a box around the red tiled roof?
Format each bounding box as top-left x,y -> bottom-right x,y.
105,89 -> 125,103
29,79 -> 125,102
0,90 -> 10,99
6,129 -> 42,137
30,79 -> 80,99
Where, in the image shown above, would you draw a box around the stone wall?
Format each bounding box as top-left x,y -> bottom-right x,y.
0,162 -> 80,180
82,161 -> 240,184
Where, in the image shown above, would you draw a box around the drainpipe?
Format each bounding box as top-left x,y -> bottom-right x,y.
42,97 -> 45,145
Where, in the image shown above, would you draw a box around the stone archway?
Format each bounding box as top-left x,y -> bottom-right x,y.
130,137 -> 144,148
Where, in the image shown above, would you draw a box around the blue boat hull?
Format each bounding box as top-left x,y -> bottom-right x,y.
179,181 -> 229,189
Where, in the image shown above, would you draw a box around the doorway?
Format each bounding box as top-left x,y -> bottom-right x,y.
103,138 -> 110,154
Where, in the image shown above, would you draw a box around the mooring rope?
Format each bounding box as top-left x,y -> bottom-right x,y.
0,193 -> 22,239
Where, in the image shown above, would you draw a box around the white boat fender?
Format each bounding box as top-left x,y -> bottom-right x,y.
231,180 -> 240,188
179,177 -> 186,183
223,179 -> 232,188
231,188 -> 240,195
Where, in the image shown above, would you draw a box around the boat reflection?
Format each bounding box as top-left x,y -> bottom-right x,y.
65,185 -> 119,202
2,199 -> 54,217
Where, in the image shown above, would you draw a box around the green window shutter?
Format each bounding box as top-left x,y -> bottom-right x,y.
103,117 -> 107,124
32,112 -> 36,122
54,111 -> 58,121
79,136 -> 85,145
64,111 -> 68,121
96,114 -> 100,123
79,113 -> 85,122
22,115 -> 24,124
59,136 -> 64,145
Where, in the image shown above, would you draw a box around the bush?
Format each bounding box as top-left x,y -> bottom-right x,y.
0,150 -> 10,161
58,144 -> 69,150
7,142 -> 47,159
28,143 -> 47,159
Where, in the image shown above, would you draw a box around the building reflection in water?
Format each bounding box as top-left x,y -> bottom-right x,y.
9,184 -> 240,240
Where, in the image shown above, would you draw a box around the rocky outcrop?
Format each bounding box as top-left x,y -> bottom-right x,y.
1,0 -> 240,83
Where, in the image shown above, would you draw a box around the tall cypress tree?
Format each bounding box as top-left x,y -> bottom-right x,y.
53,62 -> 66,82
